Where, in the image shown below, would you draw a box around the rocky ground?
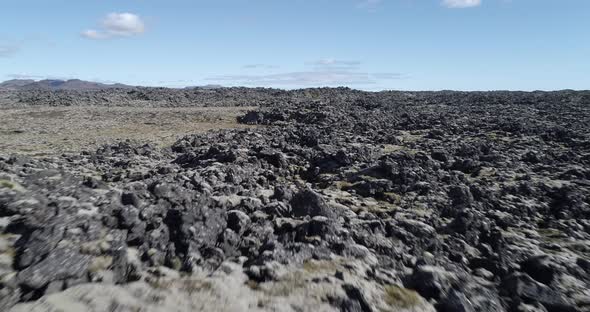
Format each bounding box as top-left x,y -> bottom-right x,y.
1,88 -> 589,312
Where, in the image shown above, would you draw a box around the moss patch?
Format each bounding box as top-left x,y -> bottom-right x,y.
168,257 -> 183,271
383,285 -> 421,309
246,280 -> 260,290
0,180 -> 16,189
538,227 -> 562,238
0,179 -> 25,192
537,227 -> 567,246
382,192 -> 401,204
358,174 -> 378,182
88,256 -> 113,273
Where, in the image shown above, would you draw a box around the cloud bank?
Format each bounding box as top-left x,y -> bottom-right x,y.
82,13 -> 145,39
358,0 -> 482,11
357,0 -> 382,11
441,0 -> 482,8
207,59 -> 403,87
5,74 -> 46,79
242,64 -> 278,69
0,45 -> 19,57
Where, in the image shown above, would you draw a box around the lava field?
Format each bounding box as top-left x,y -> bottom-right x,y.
1,88 -> 590,312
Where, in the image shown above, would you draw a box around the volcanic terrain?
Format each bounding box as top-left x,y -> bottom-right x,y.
1,87 -> 589,312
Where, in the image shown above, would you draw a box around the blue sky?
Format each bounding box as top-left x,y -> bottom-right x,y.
1,0 -> 588,90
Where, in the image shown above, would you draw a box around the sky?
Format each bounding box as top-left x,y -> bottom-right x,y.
0,0 -> 589,91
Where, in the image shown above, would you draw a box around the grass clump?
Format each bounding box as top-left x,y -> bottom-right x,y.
260,273 -> 306,297
147,278 -> 212,294
0,234 -> 18,257
269,279 -> 305,297
180,279 -> 213,294
334,180 -> 353,190
382,192 -> 401,204
383,285 -> 421,309
537,227 -> 562,238
147,278 -> 173,290
246,280 -> 260,290
537,227 -> 567,245
302,260 -> 339,273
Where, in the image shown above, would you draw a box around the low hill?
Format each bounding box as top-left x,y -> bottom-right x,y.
0,79 -> 133,90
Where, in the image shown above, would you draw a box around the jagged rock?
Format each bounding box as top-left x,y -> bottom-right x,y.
437,290 -> 475,312
290,188 -> 337,219
227,210 -> 251,234
448,185 -> 474,207
520,255 -> 557,285
405,265 -> 458,300
342,284 -> 373,312
501,273 -> 577,312
17,247 -> 90,289
121,192 -> 141,207
111,247 -> 142,283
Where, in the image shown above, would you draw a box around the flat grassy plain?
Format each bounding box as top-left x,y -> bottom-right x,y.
0,106 -> 256,155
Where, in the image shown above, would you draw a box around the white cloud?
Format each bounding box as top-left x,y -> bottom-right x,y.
81,30 -> 108,40
0,44 -> 19,57
357,0 -> 382,11
102,13 -> 145,36
82,12 -> 145,39
442,0 -> 482,8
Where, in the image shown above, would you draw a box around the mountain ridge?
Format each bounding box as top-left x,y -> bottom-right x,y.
0,79 -> 134,90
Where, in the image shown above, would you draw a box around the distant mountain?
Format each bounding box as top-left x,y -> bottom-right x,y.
185,84 -> 225,90
0,79 -> 36,89
0,79 -> 134,91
